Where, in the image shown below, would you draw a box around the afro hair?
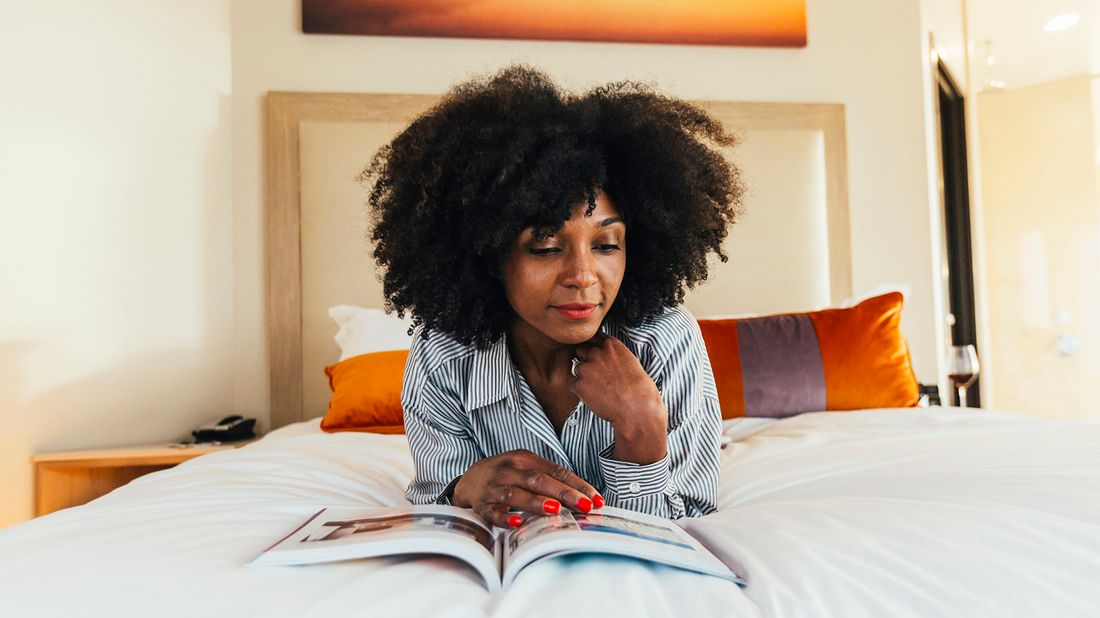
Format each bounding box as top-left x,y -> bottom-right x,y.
361,64 -> 744,349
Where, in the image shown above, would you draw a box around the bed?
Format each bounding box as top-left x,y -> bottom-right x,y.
1,91 -> 1098,617
2,409 -> 1098,617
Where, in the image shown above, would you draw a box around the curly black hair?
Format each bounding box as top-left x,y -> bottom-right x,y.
361,64 -> 744,349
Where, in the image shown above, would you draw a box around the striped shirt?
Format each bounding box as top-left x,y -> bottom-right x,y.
401,305 -> 721,519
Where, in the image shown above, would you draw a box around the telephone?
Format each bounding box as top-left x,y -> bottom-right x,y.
191,415 -> 256,443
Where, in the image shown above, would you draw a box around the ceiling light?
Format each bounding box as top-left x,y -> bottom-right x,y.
1044,14 -> 1079,32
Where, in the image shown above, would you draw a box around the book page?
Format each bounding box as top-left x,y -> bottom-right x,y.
300,507 -> 496,551
501,507 -> 744,588
252,506 -> 502,590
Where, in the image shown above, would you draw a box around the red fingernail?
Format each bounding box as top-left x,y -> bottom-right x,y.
508,514 -> 523,527
593,493 -> 605,509
543,499 -> 560,515
577,497 -> 592,513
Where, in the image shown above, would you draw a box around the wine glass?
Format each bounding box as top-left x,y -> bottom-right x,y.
947,344 -> 980,408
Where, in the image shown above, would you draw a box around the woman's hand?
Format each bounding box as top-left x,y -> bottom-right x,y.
452,450 -> 603,528
569,332 -> 669,463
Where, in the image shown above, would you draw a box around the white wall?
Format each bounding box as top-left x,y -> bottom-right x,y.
0,1 -> 234,527
231,0 -> 945,421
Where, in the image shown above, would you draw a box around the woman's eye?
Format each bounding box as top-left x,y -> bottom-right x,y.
595,244 -> 621,253
528,247 -> 561,256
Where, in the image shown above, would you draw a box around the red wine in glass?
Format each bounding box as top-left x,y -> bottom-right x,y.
948,372 -> 977,388
947,345 -> 980,408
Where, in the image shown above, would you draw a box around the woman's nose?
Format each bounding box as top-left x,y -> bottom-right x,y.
561,249 -> 598,288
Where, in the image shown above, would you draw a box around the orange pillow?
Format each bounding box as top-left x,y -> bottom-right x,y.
697,292 -> 920,419
321,350 -> 409,434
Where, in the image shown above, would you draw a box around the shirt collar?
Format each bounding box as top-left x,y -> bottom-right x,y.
461,321 -> 614,413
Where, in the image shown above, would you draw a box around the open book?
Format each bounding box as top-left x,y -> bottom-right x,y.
252,505 -> 747,591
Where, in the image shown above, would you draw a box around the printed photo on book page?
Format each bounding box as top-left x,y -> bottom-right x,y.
500,506 -> 745,588
251,506 -> 503,589
303,510 -> 495,552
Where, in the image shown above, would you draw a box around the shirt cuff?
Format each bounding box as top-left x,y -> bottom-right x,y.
597,443 -> 672,499
434,475 -> 463,505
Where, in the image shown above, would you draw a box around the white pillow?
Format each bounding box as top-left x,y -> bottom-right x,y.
328,305 -> 414,361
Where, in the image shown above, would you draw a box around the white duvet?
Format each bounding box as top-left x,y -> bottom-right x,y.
1,408 -> 1098,618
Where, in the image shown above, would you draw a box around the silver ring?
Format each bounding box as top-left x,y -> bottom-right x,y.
570,357 -> 581,378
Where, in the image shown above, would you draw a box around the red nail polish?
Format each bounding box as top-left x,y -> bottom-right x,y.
577,497 -> 592,513
508,514 -> 523,527
593,493 -> 605,509
543,499 -> 560,515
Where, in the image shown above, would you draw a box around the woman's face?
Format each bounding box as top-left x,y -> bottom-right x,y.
504,188 -> 626,346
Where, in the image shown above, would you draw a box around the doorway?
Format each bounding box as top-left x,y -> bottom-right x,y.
936,60 -> 981,407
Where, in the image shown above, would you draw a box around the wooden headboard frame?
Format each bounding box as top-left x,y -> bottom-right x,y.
265,92 -> 850,429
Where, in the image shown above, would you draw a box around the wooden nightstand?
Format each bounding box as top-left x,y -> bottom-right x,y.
31,441 -> 253,517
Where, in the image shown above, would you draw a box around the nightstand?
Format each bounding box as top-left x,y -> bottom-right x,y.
31,441 -> 253,517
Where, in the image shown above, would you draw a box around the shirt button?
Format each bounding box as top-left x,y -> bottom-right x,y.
628,481 -> 641,494
567,417 -> 578,427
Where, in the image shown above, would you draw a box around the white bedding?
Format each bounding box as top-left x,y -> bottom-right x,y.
1,408 -> 1098,618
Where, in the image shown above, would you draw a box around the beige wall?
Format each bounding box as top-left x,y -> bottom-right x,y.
0,1 -> 235,526
231,0 -> 947,423
976,75 -> 1100,418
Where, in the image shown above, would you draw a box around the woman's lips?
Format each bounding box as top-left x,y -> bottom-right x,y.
553,304 -> 597,320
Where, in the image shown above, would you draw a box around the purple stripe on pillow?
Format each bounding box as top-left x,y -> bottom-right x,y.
737,314 -> 826,418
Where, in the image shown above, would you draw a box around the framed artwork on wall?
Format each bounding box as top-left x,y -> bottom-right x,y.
302,0 -> 807,48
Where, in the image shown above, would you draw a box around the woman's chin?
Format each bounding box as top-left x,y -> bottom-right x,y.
547,324 -> 602,345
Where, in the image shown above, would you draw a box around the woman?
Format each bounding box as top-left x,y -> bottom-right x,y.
362,64 -> 743,527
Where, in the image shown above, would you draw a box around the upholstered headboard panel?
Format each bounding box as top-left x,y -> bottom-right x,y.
266,92 -> 850,428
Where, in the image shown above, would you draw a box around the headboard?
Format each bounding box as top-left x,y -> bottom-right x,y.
266,92 -> 850,428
